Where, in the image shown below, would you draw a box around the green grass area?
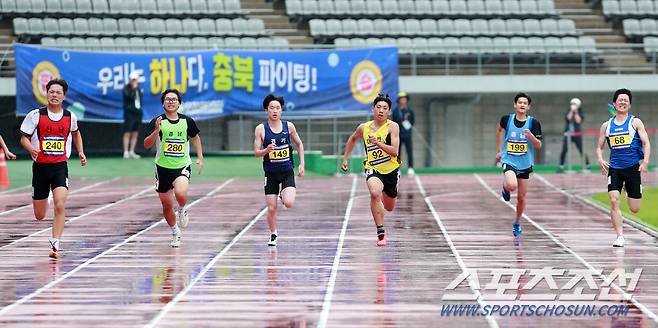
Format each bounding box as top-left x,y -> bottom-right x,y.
592,188 -> 658,233
5,156 -> 325,190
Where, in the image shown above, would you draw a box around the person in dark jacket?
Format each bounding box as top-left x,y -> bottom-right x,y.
392,92 -> 415,176
123,71 -> 143,159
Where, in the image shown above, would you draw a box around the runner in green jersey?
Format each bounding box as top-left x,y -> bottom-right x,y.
144,89 -> 203,247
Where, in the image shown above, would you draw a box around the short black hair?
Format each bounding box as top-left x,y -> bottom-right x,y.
46,78 -> 68,95
373,93 -> 392,108
161,88 -> 182,104
514,92 -> 531,105
613,88 -> 632,104
263,94 -> 284,109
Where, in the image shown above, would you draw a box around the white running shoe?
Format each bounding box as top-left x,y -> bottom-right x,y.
612,235 -> 625,247
129,151 -> 141,159
123,150 -> 130,159
170,230 -> 182,247
267,234 -> 278,247
407,168 -> 415,176
178,207 -> 189,229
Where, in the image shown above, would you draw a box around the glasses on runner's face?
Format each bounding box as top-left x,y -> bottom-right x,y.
164,97 -> 178,103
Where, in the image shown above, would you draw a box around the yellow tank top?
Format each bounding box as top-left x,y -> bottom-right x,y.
362,120 -> 400,174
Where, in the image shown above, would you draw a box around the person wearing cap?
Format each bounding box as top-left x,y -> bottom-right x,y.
558,97 -> 590,173
392,92 -> 415,176
122,71 -> 143,159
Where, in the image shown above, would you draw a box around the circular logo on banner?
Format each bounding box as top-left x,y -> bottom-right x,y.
350,60 -> 382,104
32,61 -> 61,105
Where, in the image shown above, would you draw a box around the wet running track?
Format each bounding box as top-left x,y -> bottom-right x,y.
0,173 -> 656,327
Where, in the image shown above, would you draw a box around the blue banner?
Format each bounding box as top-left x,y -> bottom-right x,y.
15,44 -> 398,121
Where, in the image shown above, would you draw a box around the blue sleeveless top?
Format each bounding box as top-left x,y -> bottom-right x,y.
501,114 -> 535,171
262,120 -> 294,173
605,115 -> 643,169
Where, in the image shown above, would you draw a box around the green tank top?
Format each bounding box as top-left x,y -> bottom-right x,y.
156,117 -> 191,169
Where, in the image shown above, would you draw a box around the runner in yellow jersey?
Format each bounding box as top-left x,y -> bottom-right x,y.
342,93 -> 401,247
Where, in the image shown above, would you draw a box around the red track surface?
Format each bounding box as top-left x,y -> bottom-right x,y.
0,174 -> 656,327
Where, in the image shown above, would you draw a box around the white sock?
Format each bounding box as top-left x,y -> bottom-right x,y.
49,238 -> 60,250
171,224 -> 181,235
271,230 -> 278,236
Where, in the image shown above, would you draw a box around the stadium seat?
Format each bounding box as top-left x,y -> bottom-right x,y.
1,0 -> 17,13
486,0 -> 503,15
454,19 -> 472,36
157,0 -> 174,14
640,18 -> 657,36
302,0 -> 318,16
524,19 -> 542,36
506,19 -> 524,36
623,19 -> 642,38
558,19 -> 576,35
520,1 -> 538,16
404,19 -> 421,36
502,0 -> 520,15
182,18 -> 200,36
342,19 -> 357,35
489,19 -> 506,36
165,18 -> 183,35
286,0 -> 301,15
334,0 -> 349,15
12,17 -> 28,35
365,0 -> 382,14
420,19 -> 437,35
437,19 -> 454,36
537,0 -> 556,15
414,0 -> 432,16
450,0 -> 468,16
257,37 -> 274,49
325,19 -> 342,36
318,1 -> 333,15
468,0 -> 486,16
471,19 -> 489,36
199,18 -> 216,35
173,0 -> 192,14
388,19 -> 404,36
133,18 -> 148,35
540,18 -> 559,36
91,0 -> 109,14
206,0 -> 224,14
41,37 -> 57,46
397,0 -> 413,15
432,0 -> 449,15
207,36 -> 224,48
350,0 -> 365,15
372,19 -> 389,36
46,0 -> 63,13
190,0 -> 207,14
231,18 -> 249,36
140,0 -> 157,14
76,0 -> 92,13
224,0 -> 241,14
357,19 -> 374,36
28,18 -> 45,35
29,0 -> 46,13
216,18 -> 232,35
102,18 -> 119,36
118,18 -> 134,36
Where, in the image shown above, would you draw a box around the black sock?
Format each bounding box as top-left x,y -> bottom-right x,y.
377,225 -> 385,235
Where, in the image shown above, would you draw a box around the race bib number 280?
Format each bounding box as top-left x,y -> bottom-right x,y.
164,139 -> 185,157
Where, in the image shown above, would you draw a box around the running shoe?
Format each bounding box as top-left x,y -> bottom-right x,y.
170,230 -> 182,248
376,232 -> 387,247
612,235 -> 625,247
178,207 -> 189,229
48,239 -> 59,258
512,223 -> 522,237
268,234 -> 278,247
502,187 -> 511,202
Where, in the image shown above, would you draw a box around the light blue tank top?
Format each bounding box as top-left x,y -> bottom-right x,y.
501,114 -> 535,170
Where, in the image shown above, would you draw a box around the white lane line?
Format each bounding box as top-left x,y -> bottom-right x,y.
415,176 -> 500,328
0,184 -> 31,195
317,175 -> 358,328
146,209 -> 268,327
535,173 -> 658,238
0,183 -> 150,251
474,173 -> 658,324
0,179 -> 234,318
0,177 -> 120,216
